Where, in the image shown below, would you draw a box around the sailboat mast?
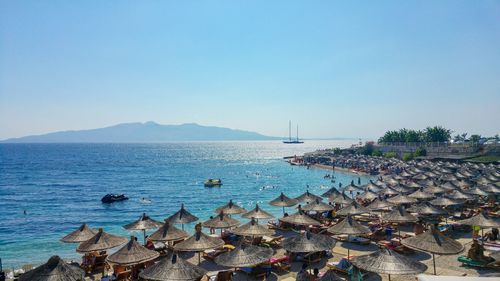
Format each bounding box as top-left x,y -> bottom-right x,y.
288,120 -> 292,141
296,124 -> 299,141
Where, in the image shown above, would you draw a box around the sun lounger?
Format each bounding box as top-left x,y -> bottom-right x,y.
457,256 -> 489,268
261,235 -> 284,248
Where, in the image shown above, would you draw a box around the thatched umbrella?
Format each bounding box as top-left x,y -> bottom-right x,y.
321,186 -> 342,198
382,206 -> 417,240
458,212 -> 500,237
408,189 -> 435,201
405,182 -> 422,189
336,202 -> 370,216
441,182 -> 459,191
328,193 -> 354,206
123,213 -> 163,244
342,182 -> 362,194
424,185 -> 447,194
60,223 -> 96,243
231,218 -> 274,237
174,224 -> 225,263
76,228 -> 128,253
390,184 -> 414,194
279,211 -> 321,226
368,198 -> 393,212
19,255 -> 85,281
281,231 -> 336,254
215,199 -> 246,215
351,249 -> 427,281
106,236 -> 159,267
295,190 -> 322,203
386,194 -> 418,205
357,190 -> 378,201
401,225 -> 464,275
466,187 -> 489,197
139,252 -> 207,281
302,198 -> 335,212
241,204 -> 273,220
379,187 -> 399,197
269,192 -> 298,214
446,190 -> 475,201
327,216 -> 370,258
202,212 -> 240,231
166,204 -> 199,230
407,202 -> 447,216
429,196 -> 464,207
214,244 -> 273,268
481,184 -> 500,194
148,220 -> 188,243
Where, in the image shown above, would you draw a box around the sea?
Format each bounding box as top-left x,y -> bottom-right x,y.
0,141 -> 375,269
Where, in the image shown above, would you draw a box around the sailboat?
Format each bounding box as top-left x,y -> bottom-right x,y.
283,121 -> 304,144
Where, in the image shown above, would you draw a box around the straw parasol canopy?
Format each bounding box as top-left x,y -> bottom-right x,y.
279,211 -> 321,226
387,194 -> 418,205
357,190 -> 379,201
368,198 -> 394,211
317,270 -> 343,281
123,213 -> 163,231
379,187 -> 399,197
446,190 -> 475,201
382,206 -> 418,223
166,204 -> 199,225
214,244 -> 273,267
328,193 -> 354,205
295,190 -> 322,203
60,223 -> 96,243
429,196 -> 464,207
281,231 -> 336,253
458,212 -> 500,228
174,224 -> 225,252
327,215 -> 371,236
148,220 -> 188,242
408,189 -> 435,200
407,202 -> 447,216
139,252 -> 207,281
202,212 -> 240,229
123,213 -> 163,243
342,182 -> 362,193
351,249 -> 427,280
466,187 -> 489,197
106,236 -> 159,267
76,228 -> 128,253
390,184 -> 415,194
336,201 -> 370,216
401,225 -> 464,275
19,256 -> 85,281
269,192 -> 298,207
241,204 -> 274,220
481,184 -> 500,194
302,198 -> 335,212
215,199 -> 246,215
231,218 -> 275,237
321,186 -> 342,198
424,184 -> 447,194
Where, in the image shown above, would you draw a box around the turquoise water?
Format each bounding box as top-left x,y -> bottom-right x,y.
0,141 -> 373,268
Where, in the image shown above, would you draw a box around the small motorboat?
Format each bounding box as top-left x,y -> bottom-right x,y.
204,179 -> 222,187
101,194 -> 129,203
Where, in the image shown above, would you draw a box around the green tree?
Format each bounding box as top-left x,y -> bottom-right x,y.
402,153 -> 414,161
469,134 -> 481,144
384,152 -> 398,158
424,126 -> 452,143
372,150 -> 383,157
414,147 -> 427,157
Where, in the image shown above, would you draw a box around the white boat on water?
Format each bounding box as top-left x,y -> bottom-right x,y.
283,121 -> 304,144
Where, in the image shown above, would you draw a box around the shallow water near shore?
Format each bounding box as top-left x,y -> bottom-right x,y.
0,141 -> 374,268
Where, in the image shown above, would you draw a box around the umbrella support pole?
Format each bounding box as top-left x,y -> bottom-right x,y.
432,253 -> 436,275
283,206 -> 285,214
143,229 -> 147,245
198,252 -> 201,264
388,274 -> 391,281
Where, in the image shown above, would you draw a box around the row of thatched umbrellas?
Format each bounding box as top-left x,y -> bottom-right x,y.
22,184 -> 499,281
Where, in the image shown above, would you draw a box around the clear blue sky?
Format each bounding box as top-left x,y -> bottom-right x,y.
1,1 -> 499,140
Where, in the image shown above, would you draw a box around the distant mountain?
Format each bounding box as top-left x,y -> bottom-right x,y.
1,122 -> 280,143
